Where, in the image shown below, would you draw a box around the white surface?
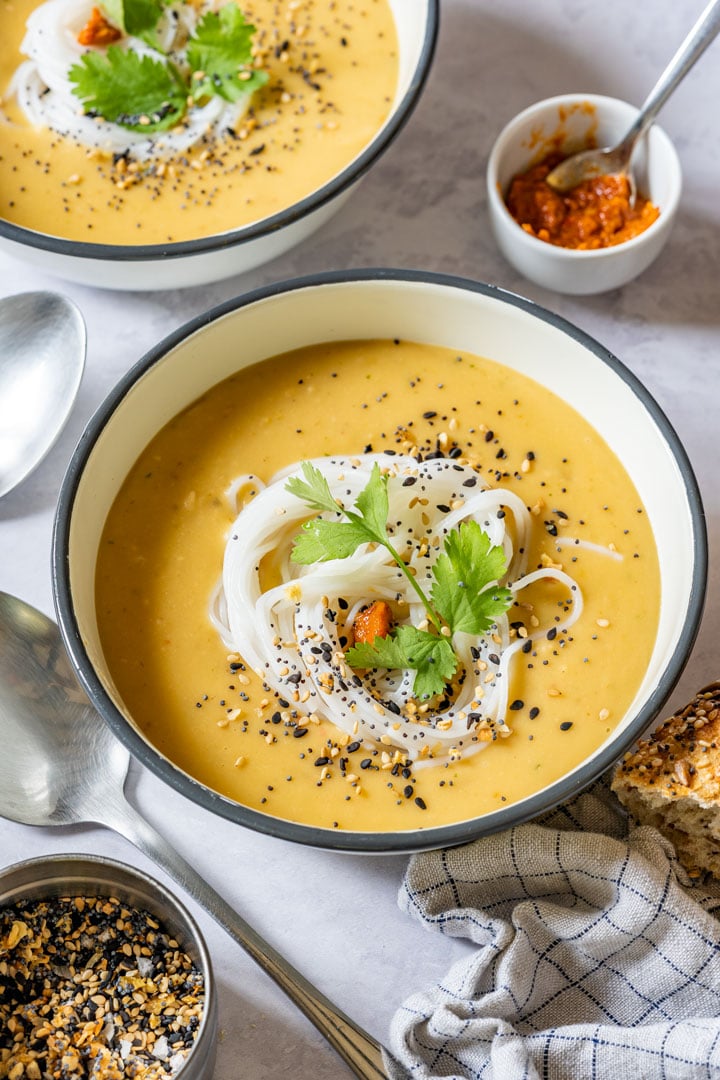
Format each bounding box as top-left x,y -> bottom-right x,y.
1,0 -> 719,1075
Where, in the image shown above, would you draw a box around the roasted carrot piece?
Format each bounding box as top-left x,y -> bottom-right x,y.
77,7 -> 122,46
353,601 -> 393,643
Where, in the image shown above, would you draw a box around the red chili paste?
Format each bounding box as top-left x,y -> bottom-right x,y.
505,152 -> 660,250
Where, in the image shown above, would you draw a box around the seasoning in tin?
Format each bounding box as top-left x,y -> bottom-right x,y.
0,894 -> 205,1078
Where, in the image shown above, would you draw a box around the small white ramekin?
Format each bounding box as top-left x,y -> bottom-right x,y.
486,93 -> 682,295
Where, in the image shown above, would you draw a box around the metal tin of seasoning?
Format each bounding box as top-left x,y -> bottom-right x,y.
0,854 -> 218,1080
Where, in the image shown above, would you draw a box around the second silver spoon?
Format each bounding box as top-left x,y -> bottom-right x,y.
0,292 -> 86,498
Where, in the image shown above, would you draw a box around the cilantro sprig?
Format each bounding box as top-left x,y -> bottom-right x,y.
69,1 -> 267,133
286,462 -> 513,699
187,5 -> 268,101
347,626 -> 458,702
287,462 -> 443,631
69,47 -> 187,132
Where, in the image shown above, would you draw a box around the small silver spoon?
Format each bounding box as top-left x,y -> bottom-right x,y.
0,292 -> 86,498
546,0 -> 720,196
0,591 -> 398,1079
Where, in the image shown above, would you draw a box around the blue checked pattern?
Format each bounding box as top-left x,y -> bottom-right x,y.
387,776 -> 720,1079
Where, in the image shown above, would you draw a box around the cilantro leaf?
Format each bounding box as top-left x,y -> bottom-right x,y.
187,4 -> 268,102
287,462 -> 388,564
354,463 -> 390,540
431,520 -> 515,630
69,46 -> 187,131
285,462 -> 346,517
291,519 -> 373,564
101,0 -> 166,47
431,520 -> 513,634
346,626 -> 457,700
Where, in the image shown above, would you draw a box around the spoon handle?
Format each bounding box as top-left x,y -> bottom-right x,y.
618,0 -> 720,157
96,790 -> 399,1079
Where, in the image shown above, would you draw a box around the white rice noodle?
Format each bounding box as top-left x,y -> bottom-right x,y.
6,0 -> 253,160
213,454 -> 608,764
554,535 -> 624,560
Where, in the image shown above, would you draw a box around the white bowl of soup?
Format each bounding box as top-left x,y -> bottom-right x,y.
52,270 -> 706,852
0,0 -> 437,290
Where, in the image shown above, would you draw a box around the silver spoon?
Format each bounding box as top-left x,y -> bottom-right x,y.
0,292 -> 86,499
0,591 -> 399,1080
546,0 -> 720,196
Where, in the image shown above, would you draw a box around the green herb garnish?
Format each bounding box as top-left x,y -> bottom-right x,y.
286,462 -> 513,699
431,521 -> 512,635
187,5 -> 268,102
69,1 -> 266,133
69,47 -> 187,131
346,626 -> 458,703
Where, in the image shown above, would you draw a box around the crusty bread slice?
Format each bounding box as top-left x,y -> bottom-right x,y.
612,682 -> 720,876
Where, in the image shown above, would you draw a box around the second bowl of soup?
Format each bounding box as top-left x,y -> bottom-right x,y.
0,0 -> 437,288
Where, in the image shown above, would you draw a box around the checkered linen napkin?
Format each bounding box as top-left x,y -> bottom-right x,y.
386,776 -> 720,1079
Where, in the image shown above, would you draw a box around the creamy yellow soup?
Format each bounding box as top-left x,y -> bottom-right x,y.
0,0 -> 398,244
96,340 -> 660,832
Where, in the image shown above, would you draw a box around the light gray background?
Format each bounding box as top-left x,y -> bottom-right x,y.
1,1 -> 719,1075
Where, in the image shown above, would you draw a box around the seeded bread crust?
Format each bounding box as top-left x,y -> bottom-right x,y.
611,682 -> 720,876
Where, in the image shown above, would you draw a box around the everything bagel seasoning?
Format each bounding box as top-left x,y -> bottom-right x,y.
0,894 -> 204,1078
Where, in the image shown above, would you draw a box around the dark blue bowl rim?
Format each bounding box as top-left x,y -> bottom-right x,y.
52,268 -> 708,853
0,3 -> 439,263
